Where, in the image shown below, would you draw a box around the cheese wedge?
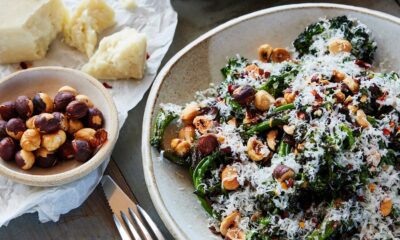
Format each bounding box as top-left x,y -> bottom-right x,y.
82,28 -> 147,80
63,0 -> 115,57
0,0 -> 66,64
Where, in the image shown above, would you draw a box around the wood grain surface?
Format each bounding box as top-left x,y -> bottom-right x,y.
1,0 -> 400,239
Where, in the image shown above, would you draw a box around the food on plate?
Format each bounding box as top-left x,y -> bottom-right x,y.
0,0 -> 66,64
63,0 -> 115,57
0,86 -> 108,170
119,0 -> 137,10
151,16 -> 399,239
82,28 -> 147,80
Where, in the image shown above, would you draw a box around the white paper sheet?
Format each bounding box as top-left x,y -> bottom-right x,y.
0,0 -> 177,226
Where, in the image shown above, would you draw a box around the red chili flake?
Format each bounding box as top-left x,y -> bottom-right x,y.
264,71 -> 271,79
356,195 -> 365,202
258,68 -> 264,76
346,164 -> 353,170
102,82 -> 113,89
281,211 -> 289,219
355,59 -> 371,69
287,178 -> 294,188
311,75 -> 319,83
228,84 -> 234,94
389,121 -> 395,128
297,111 -> 305,119
19,62 -> 32,70
383,128 -> 391,136
146,52 -> 150,60
377,92 -> 388,101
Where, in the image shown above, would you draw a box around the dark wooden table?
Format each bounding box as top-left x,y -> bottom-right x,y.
1,0 -> 400,239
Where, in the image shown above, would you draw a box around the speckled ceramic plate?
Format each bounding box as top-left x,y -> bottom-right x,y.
142,3 -> 400,239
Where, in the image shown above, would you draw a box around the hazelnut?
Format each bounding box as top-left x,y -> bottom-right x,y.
254,90 -> 275,111
75,128 -> 96,144
58,85 -> 78,96
58,141 -> 75,161
273,164 -> 295,182
247,137 -> 268,161
75,94 -> 94,108
54,91 -> 75,111
68,119 -> 84,134
33,92 -> 53,113
284,91 -> 296,104
332,70 -> 346,82
0,137 -> 16,161
35,147 -> 57,168
41,130 -> 66,152
283,125 -> 295,135
258,44 -> 273,62
170,138 -> 191,157
66,100 -> 88,119
274,97 -> 287,107
232,85 -> 255,106
15,96 -> 34,119
271,48 -> 291,63
20,129 -> 41,151
380,197 -> 393,217
178,125 -> 195,143
0,120 -> 7,139
87,108 -> 104,129
220,211 -> 240,236
197,134 -> 218,156
72,139 -> 92,162
6,118 -> 26,140
221,166 -> 240,190
356,110 -> 369,128
34,113 -> 60,133
227,118 -> 237,127
0,101 -> 18,120
15,150 -> 35,170
92,129 -> 108,151
328,39 -> 352,54
53,112 -> 69,132
26,116 -> 36,129
225,228 -> 245,240
343,77 -> 359,93
266,130 -> 278,151
180,103 -> 201,125
193,116 -> 214,134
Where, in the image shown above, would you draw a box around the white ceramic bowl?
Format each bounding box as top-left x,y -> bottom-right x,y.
0,67 -> 119,186
142,3 -> 400,239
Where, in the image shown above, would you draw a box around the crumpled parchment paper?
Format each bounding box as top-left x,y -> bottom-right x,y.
0,0 -> 177,226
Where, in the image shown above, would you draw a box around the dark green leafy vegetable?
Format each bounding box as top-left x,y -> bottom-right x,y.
163,150 -> 188,166
150,110 -> 177,149
259,64 -> 299,98
340,124 -> 355,149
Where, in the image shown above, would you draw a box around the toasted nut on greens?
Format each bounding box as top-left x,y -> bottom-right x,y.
220,211 -> 240,236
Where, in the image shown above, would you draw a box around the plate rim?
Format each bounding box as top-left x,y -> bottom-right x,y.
141,3 -> 400,239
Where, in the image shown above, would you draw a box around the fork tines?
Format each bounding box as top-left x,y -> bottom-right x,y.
113,204 -> 165,240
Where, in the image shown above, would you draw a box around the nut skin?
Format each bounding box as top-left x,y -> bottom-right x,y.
41,130 -> 67,152
15,150 -> 35,170
75,95 -> 94,108
0,101 -> 18,120
180,103 -> 201,125
34,113 -> 60,133
15,96 -> 34,119
86,108 -> 104,129
72,139 -> 92,162
58,85 -> 78,96
0,120 -> 7,139
6,118 -> 27,140
58,141 -> 75,161
170,138 -> 191,157
68,119 -> 84,134
273,164 -> 295,182
35,147 -> 57,168
20,129 -> 41,151
254,90 -> 275,111
26,116 -> 36,129
54,91 -> 75,111
74,128 -> 96,144
0,137 -> 16,161
66,100 -> 88,119
258,44 -> 273,62
232,85 -> 255,106
33,93 -> 53,113
53,112 -> 69,132
197,134 -> 218,156
221,166 -> 240,190
271,48 -> 291,63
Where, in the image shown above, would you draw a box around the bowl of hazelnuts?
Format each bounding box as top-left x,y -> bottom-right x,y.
0,67 -> 118,186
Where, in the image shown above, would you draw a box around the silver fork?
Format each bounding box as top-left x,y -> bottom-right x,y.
113,205 -> 165,240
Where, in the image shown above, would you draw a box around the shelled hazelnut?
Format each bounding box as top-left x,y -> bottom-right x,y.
15,96 -> 34,119
0,101 -> 18,120
33,93 -> 53,113
0,86 -> 107,170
